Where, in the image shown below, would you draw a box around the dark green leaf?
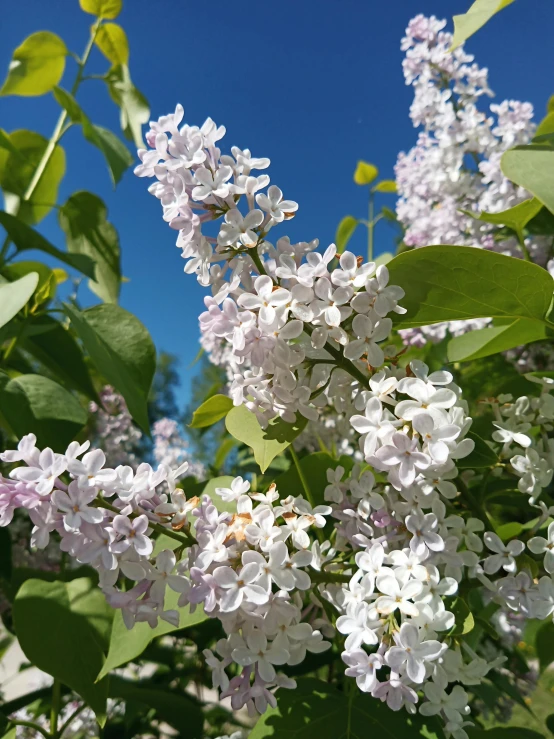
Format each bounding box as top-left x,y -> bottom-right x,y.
274,452 -> 354,507
0,374 -> 87,451
456,431 -> 498,470
535,620 -> 554,673
0,130 -> 65,224
58,191 -> 121,303
0,210 -> 96,279
23,315 -> 98,401
226,405 -> 308,473
387,245 -> 554,330
214,436 -> 239,470
0,32 -> 67,97
13,578 -> 111,725
467,728 -> 544,738
108,676 -> 204,738
63,302 -> 156,433
249,678 -> 442,738
335,216 -> 358,254
190,393 -> 233,428
0,271 -> 38,329
0,528 -> 12,582
105,64 -> 149,148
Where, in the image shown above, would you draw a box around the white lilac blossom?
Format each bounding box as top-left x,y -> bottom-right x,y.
395,15 -> 550,348
89,386 -> 142,467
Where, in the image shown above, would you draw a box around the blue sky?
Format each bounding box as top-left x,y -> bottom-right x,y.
1,0 -> 552,406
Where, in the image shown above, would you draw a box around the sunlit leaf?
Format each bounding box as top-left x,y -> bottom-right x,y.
95,23 -> 129,65
0,32 -> 67,97
451,0 -> 516,50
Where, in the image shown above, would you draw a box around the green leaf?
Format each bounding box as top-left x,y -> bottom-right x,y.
58,191 -> 121,303
105,64 -> 150,148
226,405 -> 308,473
249,677 -> 441,738
53,88 -> 133,185
80,0 -> 122,18
0,271 -> 38,329
13,578 -> 112,725
108,676 -> 204,738
451,0 -> 516,50
0,211 -> 97,280
2,260 -> 57,309
502,145 -> 554,217
214,436 -> 239,470
98,589 -> 207,679
0,128 -> 26,159
95,23 -> 129,65
190,394 -> 233,428
535,620 -> 554,673
466,198 -> 543,239
0,374 -> 87,451
456,431 -> 498,470
182,475 -> 238,515
447,318 -> 548,362
449,598 -> 475,636
387,245 -> 554,330
0,130 -> 65,224
467,729 -> 544,739
274,452 -> 354,506
63,302 -> 156,433
372,179 -> 397,193
0,32 -> 67,97
335,216 -> 358,254
22,315 -> 98,401
353,161 -> 378,186
0,528 -> 12,581
375,251 -> 394,268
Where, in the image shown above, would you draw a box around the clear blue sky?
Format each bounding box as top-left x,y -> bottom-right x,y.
1,0 -> 552,406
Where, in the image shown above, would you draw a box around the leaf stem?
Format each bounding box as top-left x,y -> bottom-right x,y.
249,246 -> 267,276
50,679 -> 61,737
367,191 -> 375,262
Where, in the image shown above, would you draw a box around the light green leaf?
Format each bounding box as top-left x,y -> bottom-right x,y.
63,302 -> 156,433
375,251 -> 394,268
449,598 -> 475,636
447,318 -> 548,362
0,272 -> 38,329
249,678 -> 441,738
467,729 -> 544,739
465,198 -> 543,240
53,88 -> 133,185
387,245 -> 554,330
0,128 -> 25,159
22,315 -> 98,401
335,216 -> 358,254
58,191 -> 121,303
98,588 -> 207,679
95,23 -> 129,65
534,111 -> 554,142
456,431 -> 498,470
226,405 -> 308,473
0,374 -> 87,451
372,179 -> 397,193
0,210 -> 97,280
274,452 -> 354,506
109,676 -> 204,738
13,578 -> 112,725
105,64 -> 150,148
190,393 -> 233,428
214,436 -> 239,470
502,145 -> 554,217
0,130 -> 65,224
0,32 -> 67,97
353,161 -> 378,186
451,0 -> 516,50
2,260 -> 56,310
79,0 -> 122,18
